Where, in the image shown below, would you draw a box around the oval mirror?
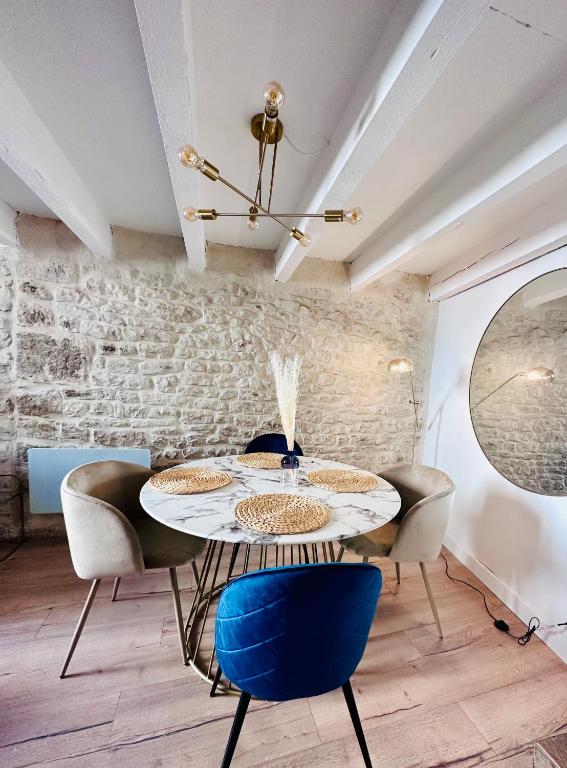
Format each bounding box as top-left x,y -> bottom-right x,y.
470,269 -> 567,495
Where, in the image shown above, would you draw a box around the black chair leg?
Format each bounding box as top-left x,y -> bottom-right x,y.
342,680 -> 373,768
220,691 -> 251,768
210,664 -> 223,697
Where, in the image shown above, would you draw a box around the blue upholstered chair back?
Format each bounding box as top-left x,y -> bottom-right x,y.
245,433 -> 303,456
215,563 -> 382,701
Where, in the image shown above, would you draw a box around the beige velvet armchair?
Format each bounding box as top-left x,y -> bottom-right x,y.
338,463 -> 455,638
60,460 -> 206,677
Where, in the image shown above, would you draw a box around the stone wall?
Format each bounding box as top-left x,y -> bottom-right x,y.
470,278 -> 567,495
0,215 -> 437,539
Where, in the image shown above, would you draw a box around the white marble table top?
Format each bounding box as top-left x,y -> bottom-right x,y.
140,455 -> 401,546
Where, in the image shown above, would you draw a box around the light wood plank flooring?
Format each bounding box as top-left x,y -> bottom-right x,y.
1,541 -> 565,768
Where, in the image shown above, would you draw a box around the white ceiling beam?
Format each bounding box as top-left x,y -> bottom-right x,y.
350,75 -> 567,291
0,198 -> 18,247
522,270 -> 567,308
135,0 -> 206,272
427,202 -> 567,302
273,0 -> 489,282
0,59 -> 111,258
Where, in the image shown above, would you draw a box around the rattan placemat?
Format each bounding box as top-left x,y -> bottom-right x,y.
236,452 -> 282,469
307,469 -> 382,493
235,494 -> 330,534
148,466 -> 232,495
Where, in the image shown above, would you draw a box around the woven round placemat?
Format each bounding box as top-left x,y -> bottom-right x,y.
148,466 -> 232,495
307,469 -> 382,493
235,494 -> 330,534
236,452 -> 282,470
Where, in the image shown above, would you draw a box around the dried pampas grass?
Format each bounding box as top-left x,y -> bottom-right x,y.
269,352 -> 302,452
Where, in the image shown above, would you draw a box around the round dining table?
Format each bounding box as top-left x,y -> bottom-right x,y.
140,454 -> 401,693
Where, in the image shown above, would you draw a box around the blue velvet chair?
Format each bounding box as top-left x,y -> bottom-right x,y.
244,432 -> 303,456
214,562 -> 382,768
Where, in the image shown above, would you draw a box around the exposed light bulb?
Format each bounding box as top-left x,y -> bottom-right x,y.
344,207 -> 363,225
247,205 -> 259,230
183,207 -> 199,222
264,81 -> 285,115
388,357 -> 414,373
290,227 -> 311,246
526,367 -> 555,382
178,144 -> 201,169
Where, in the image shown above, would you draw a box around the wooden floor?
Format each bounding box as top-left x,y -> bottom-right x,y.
537,735 -> 567,768
1,541 -> 566,768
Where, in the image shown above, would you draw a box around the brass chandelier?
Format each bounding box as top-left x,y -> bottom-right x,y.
178,81 -> 363,248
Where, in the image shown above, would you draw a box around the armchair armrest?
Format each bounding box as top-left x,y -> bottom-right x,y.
388,487 -> 455,563
61,483 -> 145,580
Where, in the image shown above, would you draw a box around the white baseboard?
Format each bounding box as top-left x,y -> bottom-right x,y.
444,534 -> 567,665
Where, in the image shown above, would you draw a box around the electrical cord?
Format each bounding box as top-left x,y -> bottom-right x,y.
283,132 -> 330,156
439,552 -> 567,646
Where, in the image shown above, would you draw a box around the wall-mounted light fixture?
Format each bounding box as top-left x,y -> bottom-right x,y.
472,366 -> 555,410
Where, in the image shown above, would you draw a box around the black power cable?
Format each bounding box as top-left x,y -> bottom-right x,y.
440,552 -> 544,646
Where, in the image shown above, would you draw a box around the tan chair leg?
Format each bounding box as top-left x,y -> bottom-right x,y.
60,579 -> 101,678
111,577 -> 121,601
395,562 -> 401,584
420,562 -> 443,638
169,567 -> 188,666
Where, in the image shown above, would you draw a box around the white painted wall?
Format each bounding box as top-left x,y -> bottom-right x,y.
423,246 -> 567,663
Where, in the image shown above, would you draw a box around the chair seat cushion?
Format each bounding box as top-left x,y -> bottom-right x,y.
342,521 -> 400,559
133,515 -> 206,569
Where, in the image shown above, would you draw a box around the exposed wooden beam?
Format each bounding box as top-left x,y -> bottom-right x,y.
350,76 -> 567,291
0,60 -> 111,258
273,0 -> 489,282
0,198 -> 18,247
135,0 -> 206,272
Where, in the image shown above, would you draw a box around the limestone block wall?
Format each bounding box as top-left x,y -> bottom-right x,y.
470,282 -> 567,495
0,215 -> 436,538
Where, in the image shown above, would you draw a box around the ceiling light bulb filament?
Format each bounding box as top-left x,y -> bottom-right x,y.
344,207 -> 363,225
264,80 -> 285,116
178,145 -> 202,170
183,207 -> 199,222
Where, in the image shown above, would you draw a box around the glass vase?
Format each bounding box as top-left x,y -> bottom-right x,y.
280,451 -> 299,487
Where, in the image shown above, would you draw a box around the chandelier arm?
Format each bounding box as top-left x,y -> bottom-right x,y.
268,138 -> 277,213
253,114 -> 269,210
215,212 -> 329,218
217,175 -> 294,233
257,138 -> 262,209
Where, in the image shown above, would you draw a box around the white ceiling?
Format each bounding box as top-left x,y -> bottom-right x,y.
0,0 -> 179,236
400,163 -> 567,276
0,159 -> 54,219
310,3 -> 567,267
0,0 -> 566,289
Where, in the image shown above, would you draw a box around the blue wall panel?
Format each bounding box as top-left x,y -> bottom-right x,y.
28,448 -> 152,514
